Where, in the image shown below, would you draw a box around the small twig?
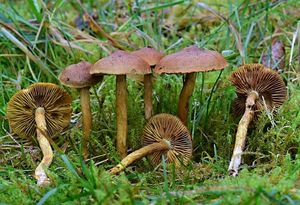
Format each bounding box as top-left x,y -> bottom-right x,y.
5,129 -> 21,147
86,153 -> 107,162
94,158 -> 109,166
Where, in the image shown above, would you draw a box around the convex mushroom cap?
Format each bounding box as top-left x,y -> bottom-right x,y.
90,50 -> 151,75
230,64 -> 287,116
143,113 -> 192,166
59,61 -> 101,88
6,83 -> 72,139
90,50 -> 151,158
131,47 -> 164,67
154,45 -> 227,125
154,45 -> 228,74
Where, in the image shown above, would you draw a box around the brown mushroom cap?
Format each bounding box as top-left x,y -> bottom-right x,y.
6,83 -> 72,139
59,61 -> 101,88
142,113 -> 192,166
154,45 -> 228,74
131,48 -> 164,67
90,50 -> 151,75
230,64 -> 287,116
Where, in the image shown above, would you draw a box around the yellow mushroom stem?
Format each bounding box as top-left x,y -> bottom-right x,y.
34,107 -> 53,186
109,139 -> 171,175
178,72 -> 196,125
228,91 -> 259,176
80,87 -> 92,160
144,74 -> 153,121
116,74 -> 128,159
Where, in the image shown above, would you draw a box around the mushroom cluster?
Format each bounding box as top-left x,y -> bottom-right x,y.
11,45 -> 288,184
87,45 -> 226,160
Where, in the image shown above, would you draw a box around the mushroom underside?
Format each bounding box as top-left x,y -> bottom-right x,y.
109,113 -> 192,175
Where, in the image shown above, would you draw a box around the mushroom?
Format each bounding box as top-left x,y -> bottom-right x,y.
109,113 -> 192,175
154,45 -> 227,125
228,64 -> 287,176
90,50 -> 150,158
131,48 -> 164,120
59,61 -> 103,159
6,83 -> 72,186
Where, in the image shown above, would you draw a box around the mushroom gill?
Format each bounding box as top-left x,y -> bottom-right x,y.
109,113 -> 192,175
228,64 -> 287,176
7,83 -> 72,186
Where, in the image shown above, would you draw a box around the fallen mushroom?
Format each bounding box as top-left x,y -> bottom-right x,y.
131,48 -> 164,120
59,61 -> 103,159
154,45 -> 227,125
90,50 -> 150,158
109,113 -> 192,175
228,64 -> 287,176
6,83 -> 72,186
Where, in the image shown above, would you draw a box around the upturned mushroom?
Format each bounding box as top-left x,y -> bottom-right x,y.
6,83 -> 72,186
59,61 -> 103,159
109,113 -> 192,175
90,50 -> 150,158
228,64 -> 287,176
131,48 -> 164,120
154,45 -> 227,125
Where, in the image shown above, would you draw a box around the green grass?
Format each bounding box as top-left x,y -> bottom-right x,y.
1,0 -> 300,204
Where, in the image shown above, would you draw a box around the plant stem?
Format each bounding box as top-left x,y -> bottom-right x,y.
34,107 -> 53,186
178,72 -> 196,125
80,87 -> 92,160
116,75 -> 128,158
228,91 -> 258,176
205,70 -> 223,128
144,74 -> 153,121
109,140 -> 171,174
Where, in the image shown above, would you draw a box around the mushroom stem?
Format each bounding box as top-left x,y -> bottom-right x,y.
34,107 -> 53,186
116,75 -> 128,158
144,73 -> 153,121
228,91 -> 258,176
109,139 -> 171,174
80,87 -> 92,160
178,72 -> 196,125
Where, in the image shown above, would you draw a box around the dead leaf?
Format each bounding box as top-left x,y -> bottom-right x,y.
262,38 -> 285,71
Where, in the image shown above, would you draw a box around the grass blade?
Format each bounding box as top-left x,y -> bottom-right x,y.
197,2 -> 245,63
60,154 -> 79,178
37,188 -> 58,205
0,27 -> 55,79
28,0 -> 42,22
